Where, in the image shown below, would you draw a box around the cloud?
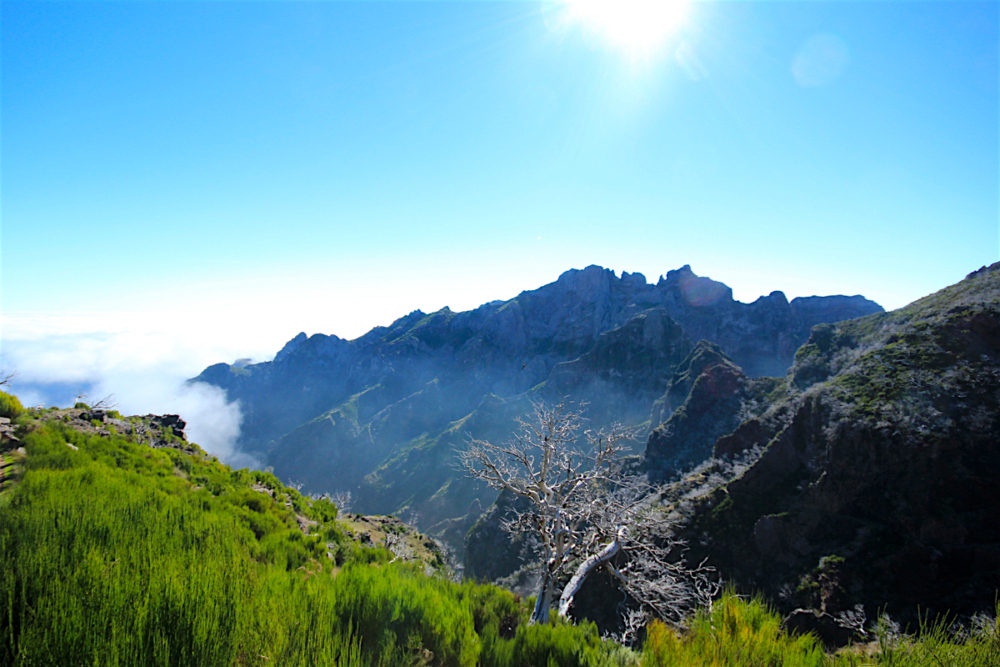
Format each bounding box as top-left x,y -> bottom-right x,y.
1,321 -> 257,468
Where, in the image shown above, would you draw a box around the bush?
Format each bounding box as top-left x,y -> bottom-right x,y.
0,390 -> 24,419
641,592 -> 827,667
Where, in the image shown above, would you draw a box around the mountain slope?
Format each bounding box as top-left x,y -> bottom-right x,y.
674,263 -> 1000,625
1,399 -> 664,666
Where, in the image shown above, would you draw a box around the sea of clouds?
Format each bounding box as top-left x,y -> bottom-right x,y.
0,318 -> 267,469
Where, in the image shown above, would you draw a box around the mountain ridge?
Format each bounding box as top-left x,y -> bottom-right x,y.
193,265 -> 882,554
667,262 -> 1000,631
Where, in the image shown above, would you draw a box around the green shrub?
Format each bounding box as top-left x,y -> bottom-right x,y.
0,390 -> 24,418
832,607 -> 1000,667
641,593 -> 827,667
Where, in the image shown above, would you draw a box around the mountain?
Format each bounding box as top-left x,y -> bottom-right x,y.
666,263 -> 1000,633
194,265 -> 882,554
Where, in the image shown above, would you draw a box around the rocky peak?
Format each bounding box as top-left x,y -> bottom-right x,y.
275,332 -> 308,363
620,270 -> 648,288
553,264 -> 615,290
753,290 -> 789,307
657,265 -> 733,308
665,340 -> 732,405
644,342 -> 779,480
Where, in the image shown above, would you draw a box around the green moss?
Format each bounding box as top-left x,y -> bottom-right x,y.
710,492 -> 734,523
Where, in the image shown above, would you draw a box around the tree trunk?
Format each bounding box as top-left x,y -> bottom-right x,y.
531,569 -> 554,624
557,528 -> 625,618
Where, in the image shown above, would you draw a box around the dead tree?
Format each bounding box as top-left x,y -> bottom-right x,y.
460,402 -> 718,628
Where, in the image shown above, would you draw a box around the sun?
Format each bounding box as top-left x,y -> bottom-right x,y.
561,0 -> 691,59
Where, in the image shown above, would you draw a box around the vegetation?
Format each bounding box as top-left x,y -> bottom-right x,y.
641,593 -> 1000,667
0,389 -> 24,418
461,402 -> 717,628
0,408 -> 633,666
2,403 -> 997,665
642,594 -> 829,666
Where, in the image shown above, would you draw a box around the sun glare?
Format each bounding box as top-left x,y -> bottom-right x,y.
562,0 -> 691,59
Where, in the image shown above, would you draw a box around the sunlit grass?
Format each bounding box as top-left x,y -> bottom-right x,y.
642,591 -> 1000,667
2,408 -> 997,665
0,414 -> 633,666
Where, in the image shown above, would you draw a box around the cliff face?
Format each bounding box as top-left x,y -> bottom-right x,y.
194,265 -> 881,553
678,263 -> 1000,623
644,341 -> 783,482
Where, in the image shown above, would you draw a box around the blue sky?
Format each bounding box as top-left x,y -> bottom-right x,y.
1,0 -> 998,421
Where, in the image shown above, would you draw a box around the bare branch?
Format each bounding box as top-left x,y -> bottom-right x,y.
91,394 -> 118,411
460,401 -> 717,630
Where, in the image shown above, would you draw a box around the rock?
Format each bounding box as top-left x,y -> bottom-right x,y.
464,489 -> 538,581
644,343 -> 780,481
144,414 -> 186,439
0,417 -> 18,443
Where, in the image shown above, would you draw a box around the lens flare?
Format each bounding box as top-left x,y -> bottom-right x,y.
562,0 -> 691,58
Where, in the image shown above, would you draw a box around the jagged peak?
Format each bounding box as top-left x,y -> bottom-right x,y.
657,265 -> 733,307
767,290 -> 789,304
620,270 -> 648,286
965,261 -> 1000,280
554,264 -> 614,285
663,264 -> 695,281
274,331 -> 349,363
275,332 -> 308,363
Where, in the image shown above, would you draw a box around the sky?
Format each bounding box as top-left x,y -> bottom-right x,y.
1,0 -> 997,458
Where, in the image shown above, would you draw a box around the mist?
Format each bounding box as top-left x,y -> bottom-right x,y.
0,328 -> 258,469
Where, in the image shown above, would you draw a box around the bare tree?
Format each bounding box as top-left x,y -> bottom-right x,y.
461,402 -> 718,628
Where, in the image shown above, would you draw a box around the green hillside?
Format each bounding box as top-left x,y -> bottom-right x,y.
2,395 -> 996,666
0,401 -> 633,666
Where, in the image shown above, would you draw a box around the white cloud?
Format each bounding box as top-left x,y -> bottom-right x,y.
0,320 -> 257,467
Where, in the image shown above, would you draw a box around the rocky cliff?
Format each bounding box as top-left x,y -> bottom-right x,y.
674,263 -> 1000,628
644,341 -> 783,481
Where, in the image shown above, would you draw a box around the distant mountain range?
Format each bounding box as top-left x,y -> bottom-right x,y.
194,265 -> 882,556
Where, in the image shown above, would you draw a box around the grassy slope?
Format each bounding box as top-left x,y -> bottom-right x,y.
1,396 -> 996,666
0,404 -> 630,667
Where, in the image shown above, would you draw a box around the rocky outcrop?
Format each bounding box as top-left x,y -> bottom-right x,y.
643,342 -> 783,481
678,263 -> 1000,625
463,489 -> 538,582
